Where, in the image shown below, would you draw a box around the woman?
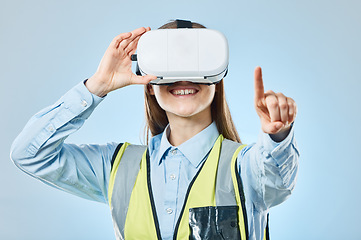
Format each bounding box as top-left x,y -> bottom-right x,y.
11,20 -> 299,240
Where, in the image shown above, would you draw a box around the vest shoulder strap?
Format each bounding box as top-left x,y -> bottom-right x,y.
108,143 -> 147,239
216,139 -> 245,206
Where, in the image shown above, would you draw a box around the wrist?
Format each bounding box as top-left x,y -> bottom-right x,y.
269,125 -> 291,142
85,74 -> 110,97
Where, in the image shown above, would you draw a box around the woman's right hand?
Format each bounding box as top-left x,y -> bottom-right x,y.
85,27 -> 157,97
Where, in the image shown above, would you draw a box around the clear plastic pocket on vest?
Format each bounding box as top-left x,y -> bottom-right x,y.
189,206 -> 240,240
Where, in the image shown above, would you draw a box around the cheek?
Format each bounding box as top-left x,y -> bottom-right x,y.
203,86 -> 216,106
152,87 -> 168,108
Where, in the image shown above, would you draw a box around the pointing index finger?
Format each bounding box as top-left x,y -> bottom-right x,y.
254,66 -> 265,102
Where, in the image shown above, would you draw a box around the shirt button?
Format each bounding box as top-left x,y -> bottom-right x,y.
171,149 -> 177,155
81,100 -> 88,107
166,208 -> 173,214
47,126 -> 54,132
170,174 -> 176,180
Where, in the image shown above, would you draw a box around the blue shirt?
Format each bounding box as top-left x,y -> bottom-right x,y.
10,81 -> 299,240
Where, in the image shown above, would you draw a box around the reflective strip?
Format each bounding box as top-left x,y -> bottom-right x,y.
108,142 -> 130,207
215,139 -> 246,206
124,150 -> 161,239
108,144 -> 147,240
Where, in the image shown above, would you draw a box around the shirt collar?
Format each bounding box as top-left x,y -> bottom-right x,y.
153,122 -> 220,167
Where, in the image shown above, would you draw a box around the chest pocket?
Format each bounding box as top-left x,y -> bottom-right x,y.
189,206 -> 240,240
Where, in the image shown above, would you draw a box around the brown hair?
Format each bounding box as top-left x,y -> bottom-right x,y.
144,20 -> 241,143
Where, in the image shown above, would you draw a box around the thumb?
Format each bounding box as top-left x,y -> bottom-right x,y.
132,74 -> 157,85
262,121 -> 285,134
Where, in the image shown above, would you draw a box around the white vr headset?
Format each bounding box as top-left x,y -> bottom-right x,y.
132,20 -> 229,85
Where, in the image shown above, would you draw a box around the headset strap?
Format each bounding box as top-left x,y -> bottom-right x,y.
176,19 -> 193,28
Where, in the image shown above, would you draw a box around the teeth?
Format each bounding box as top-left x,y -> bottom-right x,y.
173,89 -> 195,95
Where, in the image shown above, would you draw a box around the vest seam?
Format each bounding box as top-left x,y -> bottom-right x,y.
235,157 -> 250,240
110,143 -> 124,171
146,149 -> 162,240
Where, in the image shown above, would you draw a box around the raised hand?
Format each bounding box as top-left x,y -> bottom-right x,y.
86,27 -> 157,97
254,66 -> 297,137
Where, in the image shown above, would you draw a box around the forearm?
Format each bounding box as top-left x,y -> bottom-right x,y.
9,81 -> 114,202
239,125 -> 300,210
10,81 -> 101,161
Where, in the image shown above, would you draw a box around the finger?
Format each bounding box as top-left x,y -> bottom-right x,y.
276,93 -> 289,124
287,97 -> 297,124
112,32 -> 132,48
126,35 -> 141,56
265,91 -> 281,122
119,27 -> 147,50
131,74 -> 157,85
254,66 -> 265,104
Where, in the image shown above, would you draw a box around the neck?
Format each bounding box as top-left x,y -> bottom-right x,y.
166,112 -> 213,147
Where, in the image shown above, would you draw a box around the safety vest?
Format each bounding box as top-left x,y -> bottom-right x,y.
108,135 -> 270,240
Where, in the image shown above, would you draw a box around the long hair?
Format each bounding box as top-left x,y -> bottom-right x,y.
144,20 -> 241,143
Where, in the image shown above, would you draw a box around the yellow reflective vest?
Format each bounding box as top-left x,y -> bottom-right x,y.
108,135 -> 269,240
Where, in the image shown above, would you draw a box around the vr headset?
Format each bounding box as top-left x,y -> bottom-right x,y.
131,19 -> 229,85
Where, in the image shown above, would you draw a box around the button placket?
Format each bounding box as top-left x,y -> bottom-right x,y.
163,151 -> 181,226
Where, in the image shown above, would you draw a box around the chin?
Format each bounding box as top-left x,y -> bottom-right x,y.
170,106 -> 209,119
172,110 -> 199,118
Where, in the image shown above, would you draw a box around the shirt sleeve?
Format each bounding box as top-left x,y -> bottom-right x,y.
237,125 -> 300,211
10,81 -> 118,204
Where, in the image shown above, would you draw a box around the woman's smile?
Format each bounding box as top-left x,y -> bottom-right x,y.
170,88 -> 197,96
168,82 -> 200,97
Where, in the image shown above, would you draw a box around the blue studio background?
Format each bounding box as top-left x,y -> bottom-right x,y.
1,0 -> 360,239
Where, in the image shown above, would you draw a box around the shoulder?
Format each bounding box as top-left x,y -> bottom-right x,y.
111,142 -> 148,170
222,138 -> 248,155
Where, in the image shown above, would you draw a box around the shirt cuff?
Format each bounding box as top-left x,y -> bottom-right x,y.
62,80 -> 103,112
259,123 -> 299,167
51,80 -> 104,130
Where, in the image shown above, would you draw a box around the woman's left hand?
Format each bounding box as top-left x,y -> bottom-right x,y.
254,66 -> 297,137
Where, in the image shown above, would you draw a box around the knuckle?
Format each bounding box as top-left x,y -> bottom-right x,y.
287,97 -> 295,102
268,99 -> 278,108
279,102 -> 288,110
276,92 -> 285,98
288,108 -> 294,115
265,90 -> 274,95
113,35 -> 123,43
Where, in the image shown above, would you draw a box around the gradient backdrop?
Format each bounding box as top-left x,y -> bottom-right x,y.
1,0 -> 360,239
